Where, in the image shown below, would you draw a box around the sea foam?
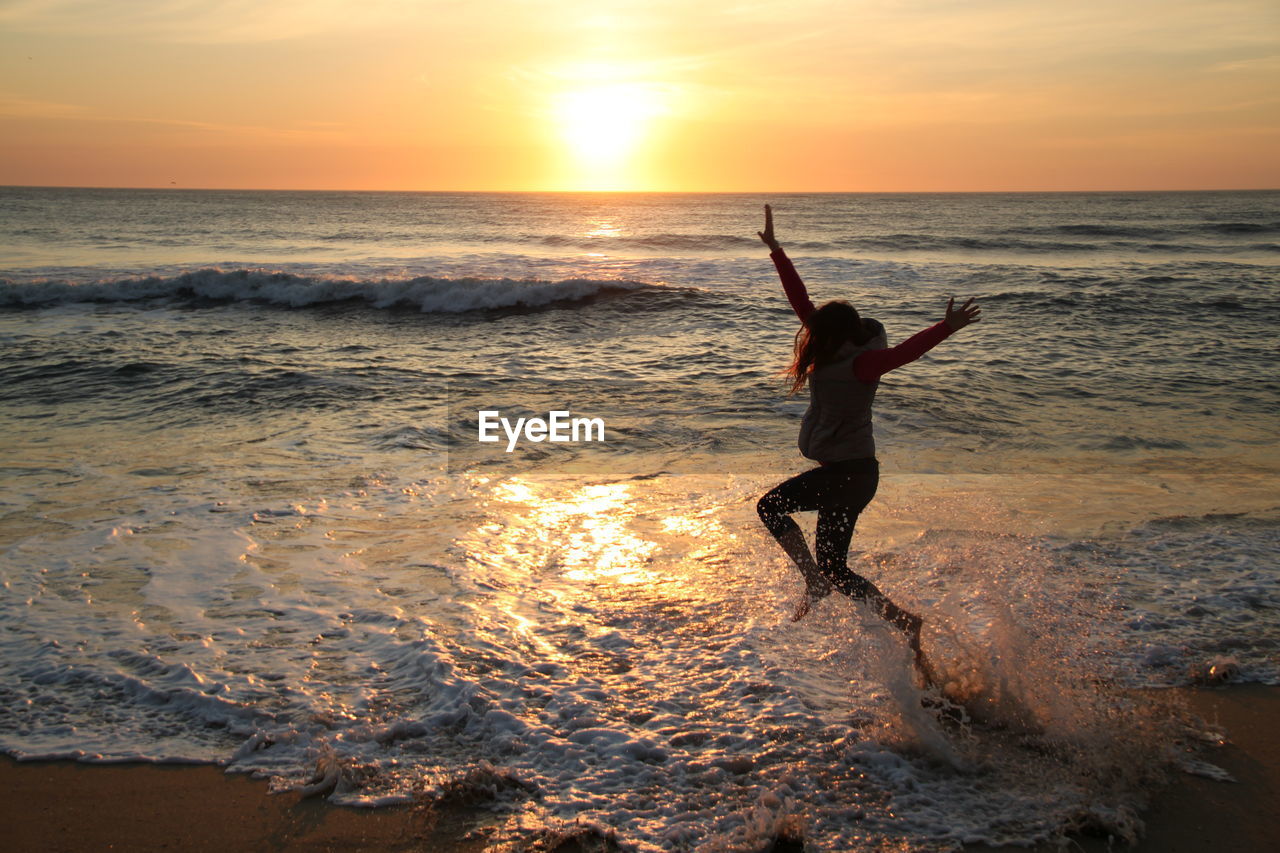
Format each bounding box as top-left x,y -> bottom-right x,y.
0,270 -> 658,313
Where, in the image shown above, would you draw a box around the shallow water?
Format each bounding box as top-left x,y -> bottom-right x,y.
1,189 -> 1277,850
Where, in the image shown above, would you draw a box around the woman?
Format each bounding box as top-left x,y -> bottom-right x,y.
755,205 -> 980,682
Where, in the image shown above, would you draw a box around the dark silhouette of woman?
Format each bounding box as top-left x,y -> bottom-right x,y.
755,205 -> 981,683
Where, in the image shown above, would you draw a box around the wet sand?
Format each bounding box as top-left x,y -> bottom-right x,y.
3,686 -> 1276,852
966,684 -> 1280,853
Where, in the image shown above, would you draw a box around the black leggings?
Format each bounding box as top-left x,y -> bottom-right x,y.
756,458 -> 880,598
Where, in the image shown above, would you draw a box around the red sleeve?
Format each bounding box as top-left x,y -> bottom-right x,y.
769,248 -> 814,322
853,321 -> 953,383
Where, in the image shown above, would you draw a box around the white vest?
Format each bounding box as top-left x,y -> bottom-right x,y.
797,322 -> 887,463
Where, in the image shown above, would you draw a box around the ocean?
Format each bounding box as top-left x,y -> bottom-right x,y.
1,187 -> 1277,850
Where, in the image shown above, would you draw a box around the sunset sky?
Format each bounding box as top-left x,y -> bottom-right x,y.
1,0 -> 1277,192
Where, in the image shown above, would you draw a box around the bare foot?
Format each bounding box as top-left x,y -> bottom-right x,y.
790,582 -> 832,622
904,615 -> 938,687
914,648 -> 939,689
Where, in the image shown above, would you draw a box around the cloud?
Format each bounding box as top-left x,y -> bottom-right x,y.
0,93 -> 350,142
115,114 -> 351,141
0,0 -> 425,43
1209,54 -> 1280,73
0,92 -> 85,117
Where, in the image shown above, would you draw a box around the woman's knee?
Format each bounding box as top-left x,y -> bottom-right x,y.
756,492 -> 780,522
756,493 -> 795,536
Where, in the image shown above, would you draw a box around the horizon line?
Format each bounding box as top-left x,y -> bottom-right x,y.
2,184 -> 1278,195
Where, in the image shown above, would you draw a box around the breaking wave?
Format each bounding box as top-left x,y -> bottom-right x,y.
0,270 -> 672,313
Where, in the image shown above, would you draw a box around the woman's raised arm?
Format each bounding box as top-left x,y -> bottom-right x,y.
759,205 -> 815,323
852,297 -> 981,383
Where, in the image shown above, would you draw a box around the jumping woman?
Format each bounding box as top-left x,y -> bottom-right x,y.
755,204 -> 981,683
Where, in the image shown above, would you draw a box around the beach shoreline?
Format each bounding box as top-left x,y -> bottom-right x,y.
4,189 -> 1276,850
4,685 -> 1275,852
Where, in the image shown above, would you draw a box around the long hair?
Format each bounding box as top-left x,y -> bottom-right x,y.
786,300 -> 871,395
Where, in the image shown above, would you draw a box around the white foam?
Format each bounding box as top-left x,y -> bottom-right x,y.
0,451 -> 1251,849
0,270 -> 655,313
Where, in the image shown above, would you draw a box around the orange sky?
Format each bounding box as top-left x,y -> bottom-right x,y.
1,0 -> 1278,191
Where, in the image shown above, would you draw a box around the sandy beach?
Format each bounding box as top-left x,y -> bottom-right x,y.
4,685 -> 1275,852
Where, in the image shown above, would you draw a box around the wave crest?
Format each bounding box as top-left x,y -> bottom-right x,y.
0,269 -> 662,313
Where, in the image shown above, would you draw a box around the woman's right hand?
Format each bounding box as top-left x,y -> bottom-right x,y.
945,297 -> 982,331
758,204 -> 780,250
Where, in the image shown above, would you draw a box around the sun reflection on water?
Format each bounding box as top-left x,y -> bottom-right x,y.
584,219 -> 621,239
492,478 -> 658,585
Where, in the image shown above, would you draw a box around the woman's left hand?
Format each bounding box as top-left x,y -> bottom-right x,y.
758,204 -> 780,251
945,297 -> 981,331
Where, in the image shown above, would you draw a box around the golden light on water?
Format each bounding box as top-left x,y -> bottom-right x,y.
584,218 -> 622,239
493,478 -> 658,585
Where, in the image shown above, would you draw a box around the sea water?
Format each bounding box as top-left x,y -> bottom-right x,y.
1,188 -> 1277,850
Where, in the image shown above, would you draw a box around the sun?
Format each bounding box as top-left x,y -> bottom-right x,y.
553,82 -> 664,188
